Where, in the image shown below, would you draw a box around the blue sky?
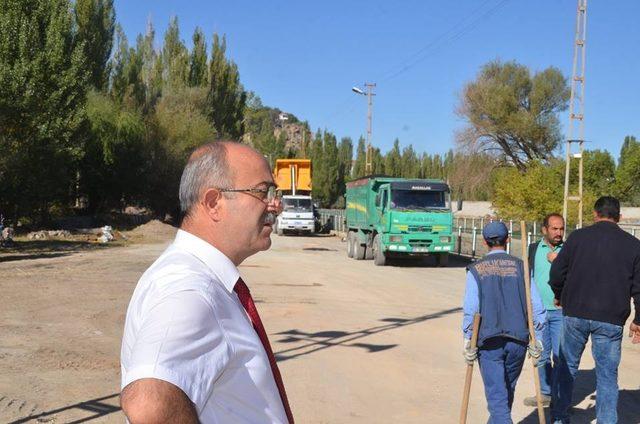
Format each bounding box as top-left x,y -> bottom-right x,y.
114,0 -> 640,159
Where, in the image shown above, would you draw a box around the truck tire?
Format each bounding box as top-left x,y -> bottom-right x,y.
347,232 -> 355,258
373,235 -> 387,266
436,253 -> 449,267
354,239 -> 366,260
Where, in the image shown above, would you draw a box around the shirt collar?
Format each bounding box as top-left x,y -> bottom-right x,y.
487,249 -> 506,255
173,229 -> 240,293
539,238 -> 562,250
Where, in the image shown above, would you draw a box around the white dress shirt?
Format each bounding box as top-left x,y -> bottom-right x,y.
121,230 -> 287,423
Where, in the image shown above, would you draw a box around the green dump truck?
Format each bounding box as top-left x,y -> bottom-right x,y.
345,177 -> 455,266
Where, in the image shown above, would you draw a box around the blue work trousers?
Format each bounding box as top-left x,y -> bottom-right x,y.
539,309 -> 564,396
478,337 -> 527,424
551,316 -> 623,424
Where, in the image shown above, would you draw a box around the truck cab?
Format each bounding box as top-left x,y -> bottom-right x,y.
346,177 -> 454,266
273,159 -> 316,236
277,194 -> 316,235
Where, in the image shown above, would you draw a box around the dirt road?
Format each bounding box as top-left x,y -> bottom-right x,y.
1,228 -> 639,423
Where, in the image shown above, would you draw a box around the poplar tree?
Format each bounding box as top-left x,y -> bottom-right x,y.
207,34 -> 246,138
74,0 -> 115,90
0,0 -> 90,221
189,27 -> 208,87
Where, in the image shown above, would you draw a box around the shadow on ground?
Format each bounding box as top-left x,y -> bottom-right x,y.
274,307 -> 462,362
517,369 -> 640,423
9,393 -> 120,424
0,240 -> 119,263
387,254 -> 472,269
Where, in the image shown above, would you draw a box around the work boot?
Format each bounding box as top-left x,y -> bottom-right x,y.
523,394 -> 551,407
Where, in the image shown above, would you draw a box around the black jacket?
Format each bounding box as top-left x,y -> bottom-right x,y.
549,221 -> 640,326
528,241 -> 539,276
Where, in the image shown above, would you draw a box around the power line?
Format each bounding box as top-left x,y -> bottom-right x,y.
320,0 -> 511,125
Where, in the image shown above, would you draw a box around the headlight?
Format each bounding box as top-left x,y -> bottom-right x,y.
440,236 -> 451,243
390,235 -> 403,243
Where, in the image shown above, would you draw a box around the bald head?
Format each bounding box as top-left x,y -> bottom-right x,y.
178,142 -> 268,219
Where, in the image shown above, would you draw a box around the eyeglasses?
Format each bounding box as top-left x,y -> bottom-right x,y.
219,184 -> 282,203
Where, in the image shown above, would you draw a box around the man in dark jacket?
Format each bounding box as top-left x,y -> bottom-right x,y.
549,196 -> 640,424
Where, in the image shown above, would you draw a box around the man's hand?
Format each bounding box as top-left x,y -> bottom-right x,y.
547,251 -> 558,263
463,339 -> 478,364
553,298 -> 562,308
527,340 -> 544,359
121,378 -> 199,424
629,322 -> 640,344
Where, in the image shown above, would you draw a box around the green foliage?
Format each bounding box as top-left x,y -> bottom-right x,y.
207,34 -> 246,139
384,139 -> 402,176
457,60 -> 570,171
0,0 -> 89,221
493,160 -> 596,224
189,27 -> 208,87
82,90 -> 147,211
582,149 -> 615,197
614,136 -> 640,204
352,137 -> 367,178
162,16 -> 189,88
75,0 -> 115,90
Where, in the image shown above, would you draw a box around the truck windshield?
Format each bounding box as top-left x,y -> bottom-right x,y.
390,190 -> 450,211
283,198 -> 312,212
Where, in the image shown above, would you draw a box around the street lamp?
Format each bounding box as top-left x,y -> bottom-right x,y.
352,83 -> 376,174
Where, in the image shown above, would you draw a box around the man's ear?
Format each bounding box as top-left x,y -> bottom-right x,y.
202,188 -> 223,221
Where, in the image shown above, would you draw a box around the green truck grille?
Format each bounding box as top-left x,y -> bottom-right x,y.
408,225 -> 432,232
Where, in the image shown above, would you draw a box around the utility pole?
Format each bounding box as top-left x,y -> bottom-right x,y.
364,83 -> 376,174
352,83 -> 377,174
562,0 -> 588,229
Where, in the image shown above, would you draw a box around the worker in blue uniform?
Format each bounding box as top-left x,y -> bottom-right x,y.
462,221 -> 546,423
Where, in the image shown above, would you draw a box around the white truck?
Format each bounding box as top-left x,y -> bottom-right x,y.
273,159 -> 316,236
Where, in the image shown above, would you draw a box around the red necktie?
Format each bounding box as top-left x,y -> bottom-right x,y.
234,278 -> 294,424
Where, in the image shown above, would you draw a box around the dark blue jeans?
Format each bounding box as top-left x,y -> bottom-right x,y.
551,316 -> 623,424
539,309 -> 564,396
478,337 -> 527,424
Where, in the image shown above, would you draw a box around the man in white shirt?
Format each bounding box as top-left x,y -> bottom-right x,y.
120,141 -> 293,423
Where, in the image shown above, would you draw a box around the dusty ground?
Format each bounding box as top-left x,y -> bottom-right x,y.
1,224 -> 639,423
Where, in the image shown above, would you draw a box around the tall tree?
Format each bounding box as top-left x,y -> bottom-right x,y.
74,0 -> 115,90
137,20 -> 162,109
162,16 -> 189,88
207,34 -> 246,139
400,144 -> 420,178
384,139 -> 402,176
110,24 -> 145,108
583,149 -> 615,197
189,27 -> 208,87
614,136 -> 640,203
352,136 -> 366,178
0,0 -> 89,221
457,60 -> 570,171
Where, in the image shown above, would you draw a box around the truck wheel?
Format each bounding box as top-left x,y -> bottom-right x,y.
354,239 -> 366,260
373,235 -> 387,266
347,232 -> 355,258
436,253 -> 449,267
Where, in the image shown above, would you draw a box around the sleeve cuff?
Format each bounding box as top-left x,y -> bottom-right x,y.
122,364 -> 206,411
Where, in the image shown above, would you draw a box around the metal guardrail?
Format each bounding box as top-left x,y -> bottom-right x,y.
317,209 -> 346,233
